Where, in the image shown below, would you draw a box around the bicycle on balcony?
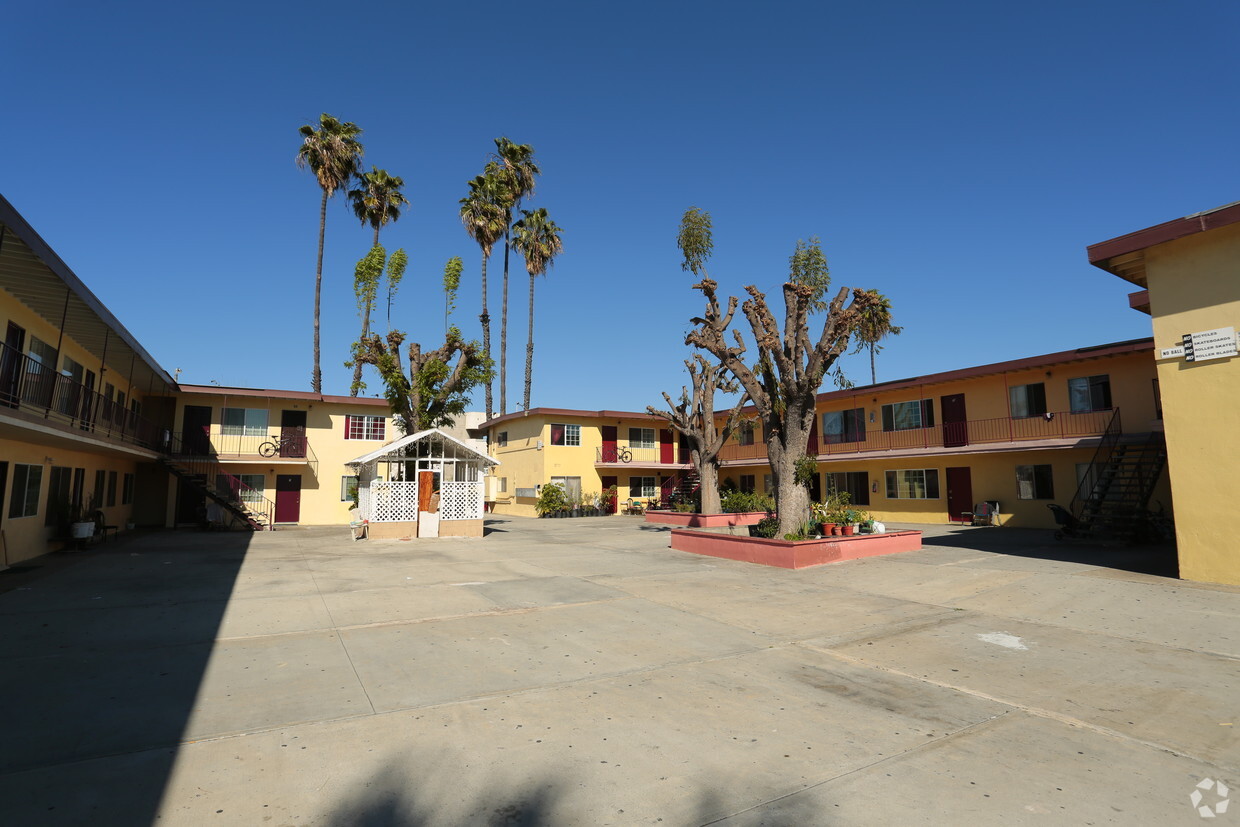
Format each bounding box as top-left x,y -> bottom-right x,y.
258,434 -> 306,458
599,446 -> 633,463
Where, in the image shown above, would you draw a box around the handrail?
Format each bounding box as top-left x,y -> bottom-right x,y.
164,433 -> 276,529
716,407 -> 1119,463
0,341 -> 167,449
1068,408 -> 1123,521
167,428 -> 320,476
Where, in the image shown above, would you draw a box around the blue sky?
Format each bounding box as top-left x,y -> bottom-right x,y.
4,0 -> 1237,414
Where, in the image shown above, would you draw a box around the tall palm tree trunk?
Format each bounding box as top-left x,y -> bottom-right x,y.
480,256 -> 492,419
870,344 -> 877,385
500,230 -> 511,415
348,227 -> 383,396
524,270 -> 536,411
312,190 -> 328,393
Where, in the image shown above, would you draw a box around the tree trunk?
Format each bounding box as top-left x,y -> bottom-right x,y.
524,270 -> 535,411
768,402 -> 816,536
480,255 -> 492,419
870,343 -> 877,385
697,457 -> 721,515
500,229 -> 510,415
312,189 -> 327,393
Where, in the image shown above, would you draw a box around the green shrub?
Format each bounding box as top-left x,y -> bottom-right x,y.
720,490 -> 776,513
535,483 -> 568,516
753,515 -> 780,538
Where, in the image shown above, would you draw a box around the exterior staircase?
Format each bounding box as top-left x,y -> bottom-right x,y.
1070,430 -> 1168,542
159,436 -> 274,530
661,469 -> 701,506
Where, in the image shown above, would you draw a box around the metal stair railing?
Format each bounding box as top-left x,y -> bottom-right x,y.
1068,408 -> 1123,525
161,433 -> 276,530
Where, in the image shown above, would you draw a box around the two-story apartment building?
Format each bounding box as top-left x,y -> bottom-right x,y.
485,338 -> 1167,530
1089,201 -> 1240,585
0,194 -> 406,565
0,194 -> 184,564
486,408 -> 690,517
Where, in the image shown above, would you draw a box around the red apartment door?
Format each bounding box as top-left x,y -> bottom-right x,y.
941,394 -> 968,448
275,475 -> 301,523
280,410 -> 307,457
600,475 -> 618,513
601,426 -> 617,463
945,466 -> 972,522
660,429 -> 675,464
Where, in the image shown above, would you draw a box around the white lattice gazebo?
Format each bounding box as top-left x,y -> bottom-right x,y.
347,429 -> 498,539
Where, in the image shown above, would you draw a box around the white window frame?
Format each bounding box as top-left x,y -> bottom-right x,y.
629,476 -> 656,498
885,469 -> 940,499
341,475 -> 359,502
882,400 -> 933,432
1009,382 -> 1047,418
629,427 -> 656,449
1068,375 -> 1111,413
345,414 -> 386,440
222,407 -> 269,437
9,463 -> 43,519
551,423 -> 581,446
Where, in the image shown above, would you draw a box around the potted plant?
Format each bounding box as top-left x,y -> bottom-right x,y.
601,485 -> 618,515
536,483 -> 568,518
840,508 -> 866,536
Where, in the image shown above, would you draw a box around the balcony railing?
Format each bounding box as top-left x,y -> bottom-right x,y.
596,445 -> 684,464
0,341 -> 166,450
173,428 -> 319,475
717,408 -> 1119,463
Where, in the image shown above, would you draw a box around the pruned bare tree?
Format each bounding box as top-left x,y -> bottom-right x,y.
358,329 -> 493,434
647,351 -> 749,515
686,256 -> 881,536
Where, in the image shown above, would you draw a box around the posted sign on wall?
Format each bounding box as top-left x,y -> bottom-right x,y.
1183,327 -> 1238,362
1162,326 -> 1239,362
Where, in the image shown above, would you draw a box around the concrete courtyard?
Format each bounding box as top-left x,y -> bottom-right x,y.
0,516 -> 1236,825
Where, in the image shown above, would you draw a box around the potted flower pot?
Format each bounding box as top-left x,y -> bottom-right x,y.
831,525 -> 842,536
841,524 -> 855,536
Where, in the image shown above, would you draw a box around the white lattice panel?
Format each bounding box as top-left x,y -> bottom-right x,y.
441,480 -> 483,520
358,485 -> 372,522
371,481 -> 419,522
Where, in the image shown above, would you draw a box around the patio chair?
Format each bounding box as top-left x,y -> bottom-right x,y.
969,502 -> 998,526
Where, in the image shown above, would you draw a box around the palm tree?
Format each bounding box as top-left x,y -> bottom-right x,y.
349,167 -> 408,247
491,137 -> 540,414
346,168 -> 408,395
512,207 -> 563,412
296,114 -> 364,393
853,290 -> 902,384
459,167 -> 509,419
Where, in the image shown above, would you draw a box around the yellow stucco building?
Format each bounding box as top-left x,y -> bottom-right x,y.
1089,202 -> 1240,586
0,194 -> 412,565
485,339 -> 1169,532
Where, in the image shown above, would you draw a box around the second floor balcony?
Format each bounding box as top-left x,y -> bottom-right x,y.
718,408 -> 1120,463
171,427 -> 320,473
596,444 -> 689,466
0,341 -> 165,451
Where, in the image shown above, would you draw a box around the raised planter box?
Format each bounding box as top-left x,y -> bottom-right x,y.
644,510 -> 767,528
669,528 -> 922,569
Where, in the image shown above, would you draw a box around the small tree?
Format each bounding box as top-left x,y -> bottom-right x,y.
686,238 -> 884,536
647,207 -> 749,515
346,246 -> 407,397
853,290 -> 903,384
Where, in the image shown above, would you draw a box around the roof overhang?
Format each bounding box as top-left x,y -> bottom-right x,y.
1087,200 -> 1240,286
346,428 -> 499,467
0,194 -> 177,394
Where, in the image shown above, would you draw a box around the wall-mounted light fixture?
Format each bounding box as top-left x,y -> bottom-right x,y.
871,481 -> 879,493
869,411 -> 876,423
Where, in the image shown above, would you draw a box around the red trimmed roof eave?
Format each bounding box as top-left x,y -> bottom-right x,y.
177,384 -> 391,407
1087,201 -> 1240,280
482,407 -> 666,430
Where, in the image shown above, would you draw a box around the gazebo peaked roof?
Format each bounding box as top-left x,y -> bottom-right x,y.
345,428 -> 499,468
